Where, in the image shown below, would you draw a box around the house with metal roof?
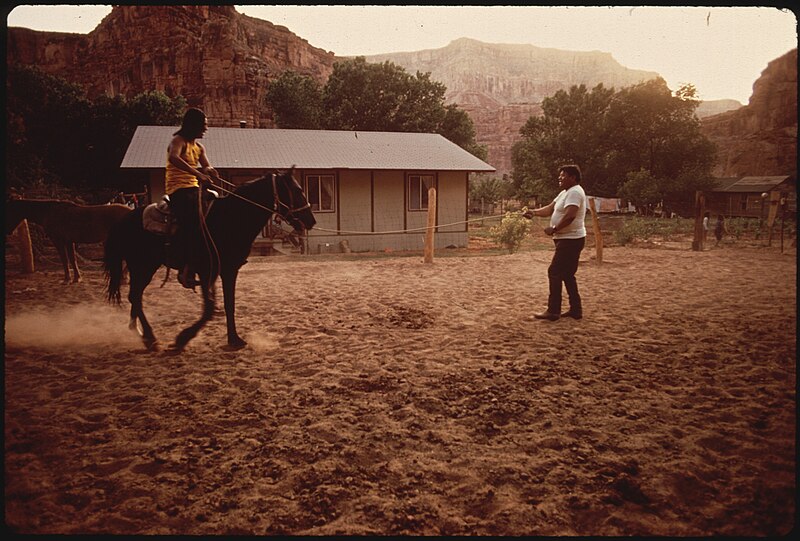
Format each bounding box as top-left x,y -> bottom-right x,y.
121,126 -> 495,253
705,175 -> 796,218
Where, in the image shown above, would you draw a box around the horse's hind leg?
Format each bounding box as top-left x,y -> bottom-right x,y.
53,240 -> 71,284
67,242 -> 81,283
128,269 -> 159,350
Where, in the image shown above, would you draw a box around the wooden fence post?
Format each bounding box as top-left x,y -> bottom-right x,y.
587,197 -> 603,264
766,190 -> 780,247
16,219 -> 35,273
692,191 -> 706,251
424,187 -> 437,264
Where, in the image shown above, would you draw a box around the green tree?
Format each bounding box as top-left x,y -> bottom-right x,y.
512,77 -> 717,210
470,174 -> 505,208
268,57 -> 487,158
265,70 -> 323,129
617,169 -> 662,214
440,104 -> 488,161
323,57 -> 446,132
510,138 -> 556,204
86,91 -> 186,192
7,65 -> 186,197
512,83 -> 615,196
6,64 -> 92,191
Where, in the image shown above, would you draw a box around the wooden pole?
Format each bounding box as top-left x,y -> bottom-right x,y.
16,219 -> 35,273
587,197 -> 603,264
766,190 -> 780,247
423,187 -> 437,264
692,191 -> 705,251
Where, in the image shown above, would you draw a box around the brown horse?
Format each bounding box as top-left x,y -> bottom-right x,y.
6,198 -> 132,284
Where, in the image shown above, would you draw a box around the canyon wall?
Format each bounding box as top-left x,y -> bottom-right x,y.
700,48 -> 797,178
8,7 -> 788,180
7,5 -> 336,128
361,38 -> 662,174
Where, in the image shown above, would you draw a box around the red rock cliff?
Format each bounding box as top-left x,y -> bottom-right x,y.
6,5 -> 336,128
700,49 -> 797,178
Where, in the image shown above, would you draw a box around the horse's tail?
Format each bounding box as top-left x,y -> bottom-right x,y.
103,213 -> 132,305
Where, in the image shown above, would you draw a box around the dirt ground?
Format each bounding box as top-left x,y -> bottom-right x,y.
3,243 -> 796,535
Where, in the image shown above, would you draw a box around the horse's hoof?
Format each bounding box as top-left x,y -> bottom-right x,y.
144,339 -> 160,352
223,337 -> 247,351
164,343 -> 184,355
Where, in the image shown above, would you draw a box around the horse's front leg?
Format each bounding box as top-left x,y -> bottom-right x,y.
128,270 -> 159,350
170,275 -> 216,353
67,242 -> 81,283
222,267 -> 246,350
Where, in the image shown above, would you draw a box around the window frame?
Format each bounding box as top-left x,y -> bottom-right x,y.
304,173 -> 336,213
407,173 -> 436,212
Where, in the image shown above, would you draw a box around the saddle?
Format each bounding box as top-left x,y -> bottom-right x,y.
142,196 -> 177,236
142,188 -> 220,236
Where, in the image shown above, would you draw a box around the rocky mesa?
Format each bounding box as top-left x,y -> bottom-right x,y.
7,6 -> 788,180
360,38 -> 662,174
700,48 -> 797,178
6,5 -> 336,129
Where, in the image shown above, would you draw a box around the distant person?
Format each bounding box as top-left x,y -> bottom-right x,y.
714,214 -> 728,246
166,107 -> 220,288
702,211 -> 710,245
522,164 -> 587,321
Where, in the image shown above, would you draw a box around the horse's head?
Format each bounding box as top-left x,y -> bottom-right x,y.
274,166 -> 316,233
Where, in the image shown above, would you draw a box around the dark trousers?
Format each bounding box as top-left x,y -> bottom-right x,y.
168,187 -> 201,268
547,237 -> 585,314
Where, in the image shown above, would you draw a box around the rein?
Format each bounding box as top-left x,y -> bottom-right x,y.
211,175 -> 310,222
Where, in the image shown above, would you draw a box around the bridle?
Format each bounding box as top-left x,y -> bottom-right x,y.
213,173 -> 310,226
271,173 -> 311,224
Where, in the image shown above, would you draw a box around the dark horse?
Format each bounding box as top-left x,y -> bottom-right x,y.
6,198 -> 132,283
103,170 -> 316,352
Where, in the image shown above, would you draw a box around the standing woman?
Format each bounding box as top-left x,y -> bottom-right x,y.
166,108 -> 220,288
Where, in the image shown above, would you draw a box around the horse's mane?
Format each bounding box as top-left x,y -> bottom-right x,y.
231,174 -> 272,197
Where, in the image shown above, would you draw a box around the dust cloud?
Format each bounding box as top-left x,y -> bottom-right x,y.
4,305 -> 140,350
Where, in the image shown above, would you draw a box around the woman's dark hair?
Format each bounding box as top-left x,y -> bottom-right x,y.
558,164 -> 582,183
174,108 -> 207,139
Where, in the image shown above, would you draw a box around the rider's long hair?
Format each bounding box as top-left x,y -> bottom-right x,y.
174,108 -> 206,140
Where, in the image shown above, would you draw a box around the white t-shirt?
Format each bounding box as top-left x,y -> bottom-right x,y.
550,184 -> 587,239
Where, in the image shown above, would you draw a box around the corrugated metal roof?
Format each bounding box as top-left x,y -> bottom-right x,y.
713,175 -> 793,193
121,126 -> 496,172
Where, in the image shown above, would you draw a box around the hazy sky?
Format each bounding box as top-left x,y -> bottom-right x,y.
5,5 -> 797,104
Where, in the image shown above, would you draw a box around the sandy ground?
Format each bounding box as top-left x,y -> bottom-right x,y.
3,244 -> 796,535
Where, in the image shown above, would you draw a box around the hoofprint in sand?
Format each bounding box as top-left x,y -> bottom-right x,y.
4,246 -> 796,535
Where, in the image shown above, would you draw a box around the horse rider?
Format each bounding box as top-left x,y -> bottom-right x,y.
165,107 -> 220,288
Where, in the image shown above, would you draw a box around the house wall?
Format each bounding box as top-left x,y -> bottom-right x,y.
144,167 -> 471,254
305,170 -> 469,253
705,184 -> 797,218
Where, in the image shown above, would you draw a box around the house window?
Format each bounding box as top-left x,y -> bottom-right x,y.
305,174 -> 335,212
740,194 -> 748,211
408,174 -> 435,211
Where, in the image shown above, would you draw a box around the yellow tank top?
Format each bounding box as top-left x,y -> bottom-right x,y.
165,139 -> 201,194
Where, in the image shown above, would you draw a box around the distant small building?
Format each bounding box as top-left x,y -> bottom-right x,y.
121,126 -> 495,254
706,176 -> 796,218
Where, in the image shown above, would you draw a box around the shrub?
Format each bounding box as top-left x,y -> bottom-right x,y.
490,209 -> 531,253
